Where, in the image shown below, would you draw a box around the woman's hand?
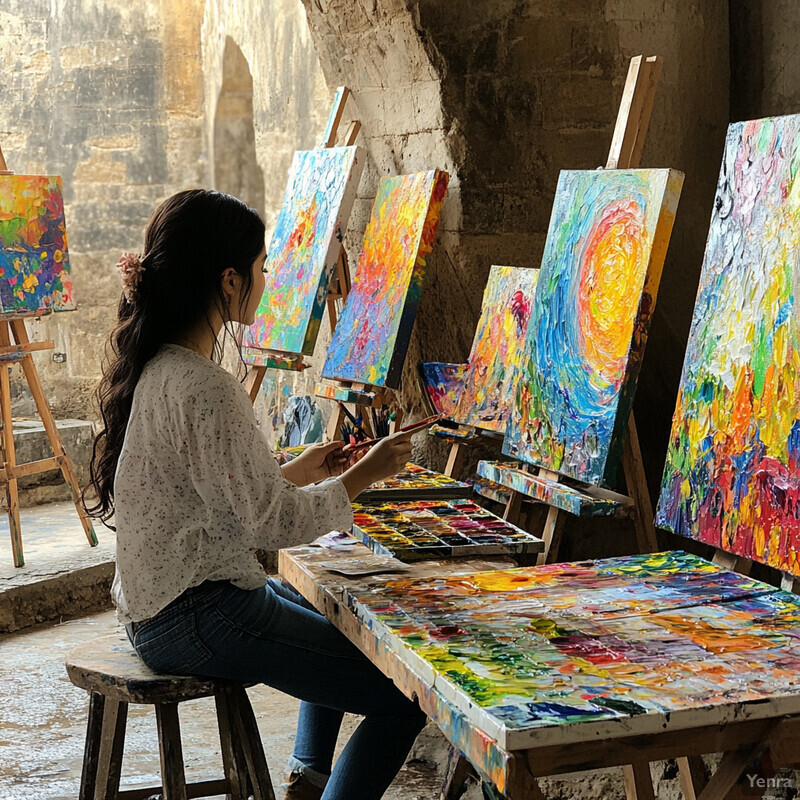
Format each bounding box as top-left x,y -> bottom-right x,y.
281,441 -> 348,487
340,429 -> 414,500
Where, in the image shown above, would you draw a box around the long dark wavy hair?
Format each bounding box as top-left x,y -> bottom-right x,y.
84,189 -> 266,526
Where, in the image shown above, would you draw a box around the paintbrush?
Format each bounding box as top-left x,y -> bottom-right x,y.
337,401 -> 368,439
343,414 -> 443,453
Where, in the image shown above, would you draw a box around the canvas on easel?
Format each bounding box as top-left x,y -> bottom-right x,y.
0,145 -> 97,567
321,169 -> 449,389
656,114 -> 800,580
241,145 -> 364,360
504,168 -> 684,486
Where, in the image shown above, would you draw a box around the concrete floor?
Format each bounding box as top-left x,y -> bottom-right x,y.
0,609 -> 446,800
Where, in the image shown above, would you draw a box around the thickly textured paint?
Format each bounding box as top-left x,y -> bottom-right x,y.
351,498 -> 542,562
359,463 -> 472,502
454,266 -> 539,432
419,362 -> 467,417
352,551 -> 800,748
657,116 -> 800,579
475,460 -> 621,517
505,169 -> 683,486
0,175 -> 74,315
322,170 -> 449,388
243,146 -> 363,357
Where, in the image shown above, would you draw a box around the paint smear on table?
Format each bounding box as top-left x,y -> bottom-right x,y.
656,115 -> 800,579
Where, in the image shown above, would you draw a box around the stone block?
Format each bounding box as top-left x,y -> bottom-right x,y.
11,419 -> 95,507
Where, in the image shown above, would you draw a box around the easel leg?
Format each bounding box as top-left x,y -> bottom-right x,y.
538,506 -> 566,565
622,761 -> 655,800
622,412 -> 658,553
440,750 -> 476,800
503,491 -> 523,525
0,325 -> 22,566
445,442 -> 465,478
10,320 -> 97,546
245,365 -> 267,403
677,755 -> 709,800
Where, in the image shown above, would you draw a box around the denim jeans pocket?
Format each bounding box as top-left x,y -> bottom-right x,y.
133,610 -> 212,674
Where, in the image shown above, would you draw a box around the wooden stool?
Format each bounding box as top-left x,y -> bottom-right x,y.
65,631 -> 276,800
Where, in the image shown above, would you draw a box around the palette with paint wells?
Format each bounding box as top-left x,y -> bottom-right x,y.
358,463 -> 472,502
351,499 -> 543,561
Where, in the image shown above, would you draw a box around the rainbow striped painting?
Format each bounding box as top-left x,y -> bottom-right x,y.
656,115 -> 800,577
505,169 -> 683,486
454,265 -> 539,433
243,146 -> 364,358
322,170 -> 449,388
0,175 -> 75,316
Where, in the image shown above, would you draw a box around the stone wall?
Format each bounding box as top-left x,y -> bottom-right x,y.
0,0 -> 206,419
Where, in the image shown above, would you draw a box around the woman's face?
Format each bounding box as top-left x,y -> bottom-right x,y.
234,245 -> 267,326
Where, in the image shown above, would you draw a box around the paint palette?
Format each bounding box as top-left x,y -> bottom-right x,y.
350,551 -> 800,750
359,463 -> 472,502
351,498 -> 543,561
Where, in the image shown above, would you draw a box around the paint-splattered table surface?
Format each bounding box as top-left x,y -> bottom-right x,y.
280,545 -> 800,791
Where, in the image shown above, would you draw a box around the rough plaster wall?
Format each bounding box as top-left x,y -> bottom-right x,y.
201,0 -> 335,447
730,0 -> 800,120
0,0 -> 206,419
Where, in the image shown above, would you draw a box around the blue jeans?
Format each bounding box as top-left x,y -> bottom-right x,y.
127,579 -> 427,800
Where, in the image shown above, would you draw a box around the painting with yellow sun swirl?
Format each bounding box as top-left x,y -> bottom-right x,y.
0,175 -> 75,316
505,169 -> 684,486
657,115 -> 800,577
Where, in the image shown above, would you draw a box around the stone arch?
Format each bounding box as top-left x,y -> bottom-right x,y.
213,37 -> 265,215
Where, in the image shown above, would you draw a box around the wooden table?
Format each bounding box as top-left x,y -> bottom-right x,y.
280,544 -> 800,799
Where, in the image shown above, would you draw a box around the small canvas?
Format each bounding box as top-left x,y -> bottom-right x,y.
656,115 -> 800,577
0,175 -> 75,316
322,170 -> 449,388
454,265 -> 539,433
243,146 -> 364,358
505,168 -> 683,486
419,361 -> 467,417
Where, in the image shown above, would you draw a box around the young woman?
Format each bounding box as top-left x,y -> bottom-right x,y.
85,189 -> 428,800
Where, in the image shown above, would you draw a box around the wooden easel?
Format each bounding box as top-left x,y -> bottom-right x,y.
0,143 -> 98,567
481,54 -> 662,566
244,86 -> 362,402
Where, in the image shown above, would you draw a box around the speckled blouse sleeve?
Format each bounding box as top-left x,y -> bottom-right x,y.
178,372 -> 354,551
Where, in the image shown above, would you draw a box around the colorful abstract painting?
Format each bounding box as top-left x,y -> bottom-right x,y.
0,175 -> 75,316
454,265 -> 539,433
419,362 -> 466,417
322,170 -> 449,388
350,551 -> 800,753
243,146 -> 363,358
656,115 -> 800,577
505,169 -> 683,486
359,463 -> 472,502
351,498 -> 543,561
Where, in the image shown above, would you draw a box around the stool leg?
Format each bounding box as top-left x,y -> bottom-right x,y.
215,688 -> 249,800
155,702 -> 188,800
79,692 -> 105,800
229,685 -> 275,800
93,698 -> 128,800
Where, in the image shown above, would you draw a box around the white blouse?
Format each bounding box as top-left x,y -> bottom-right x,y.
111,344 -> 353,623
